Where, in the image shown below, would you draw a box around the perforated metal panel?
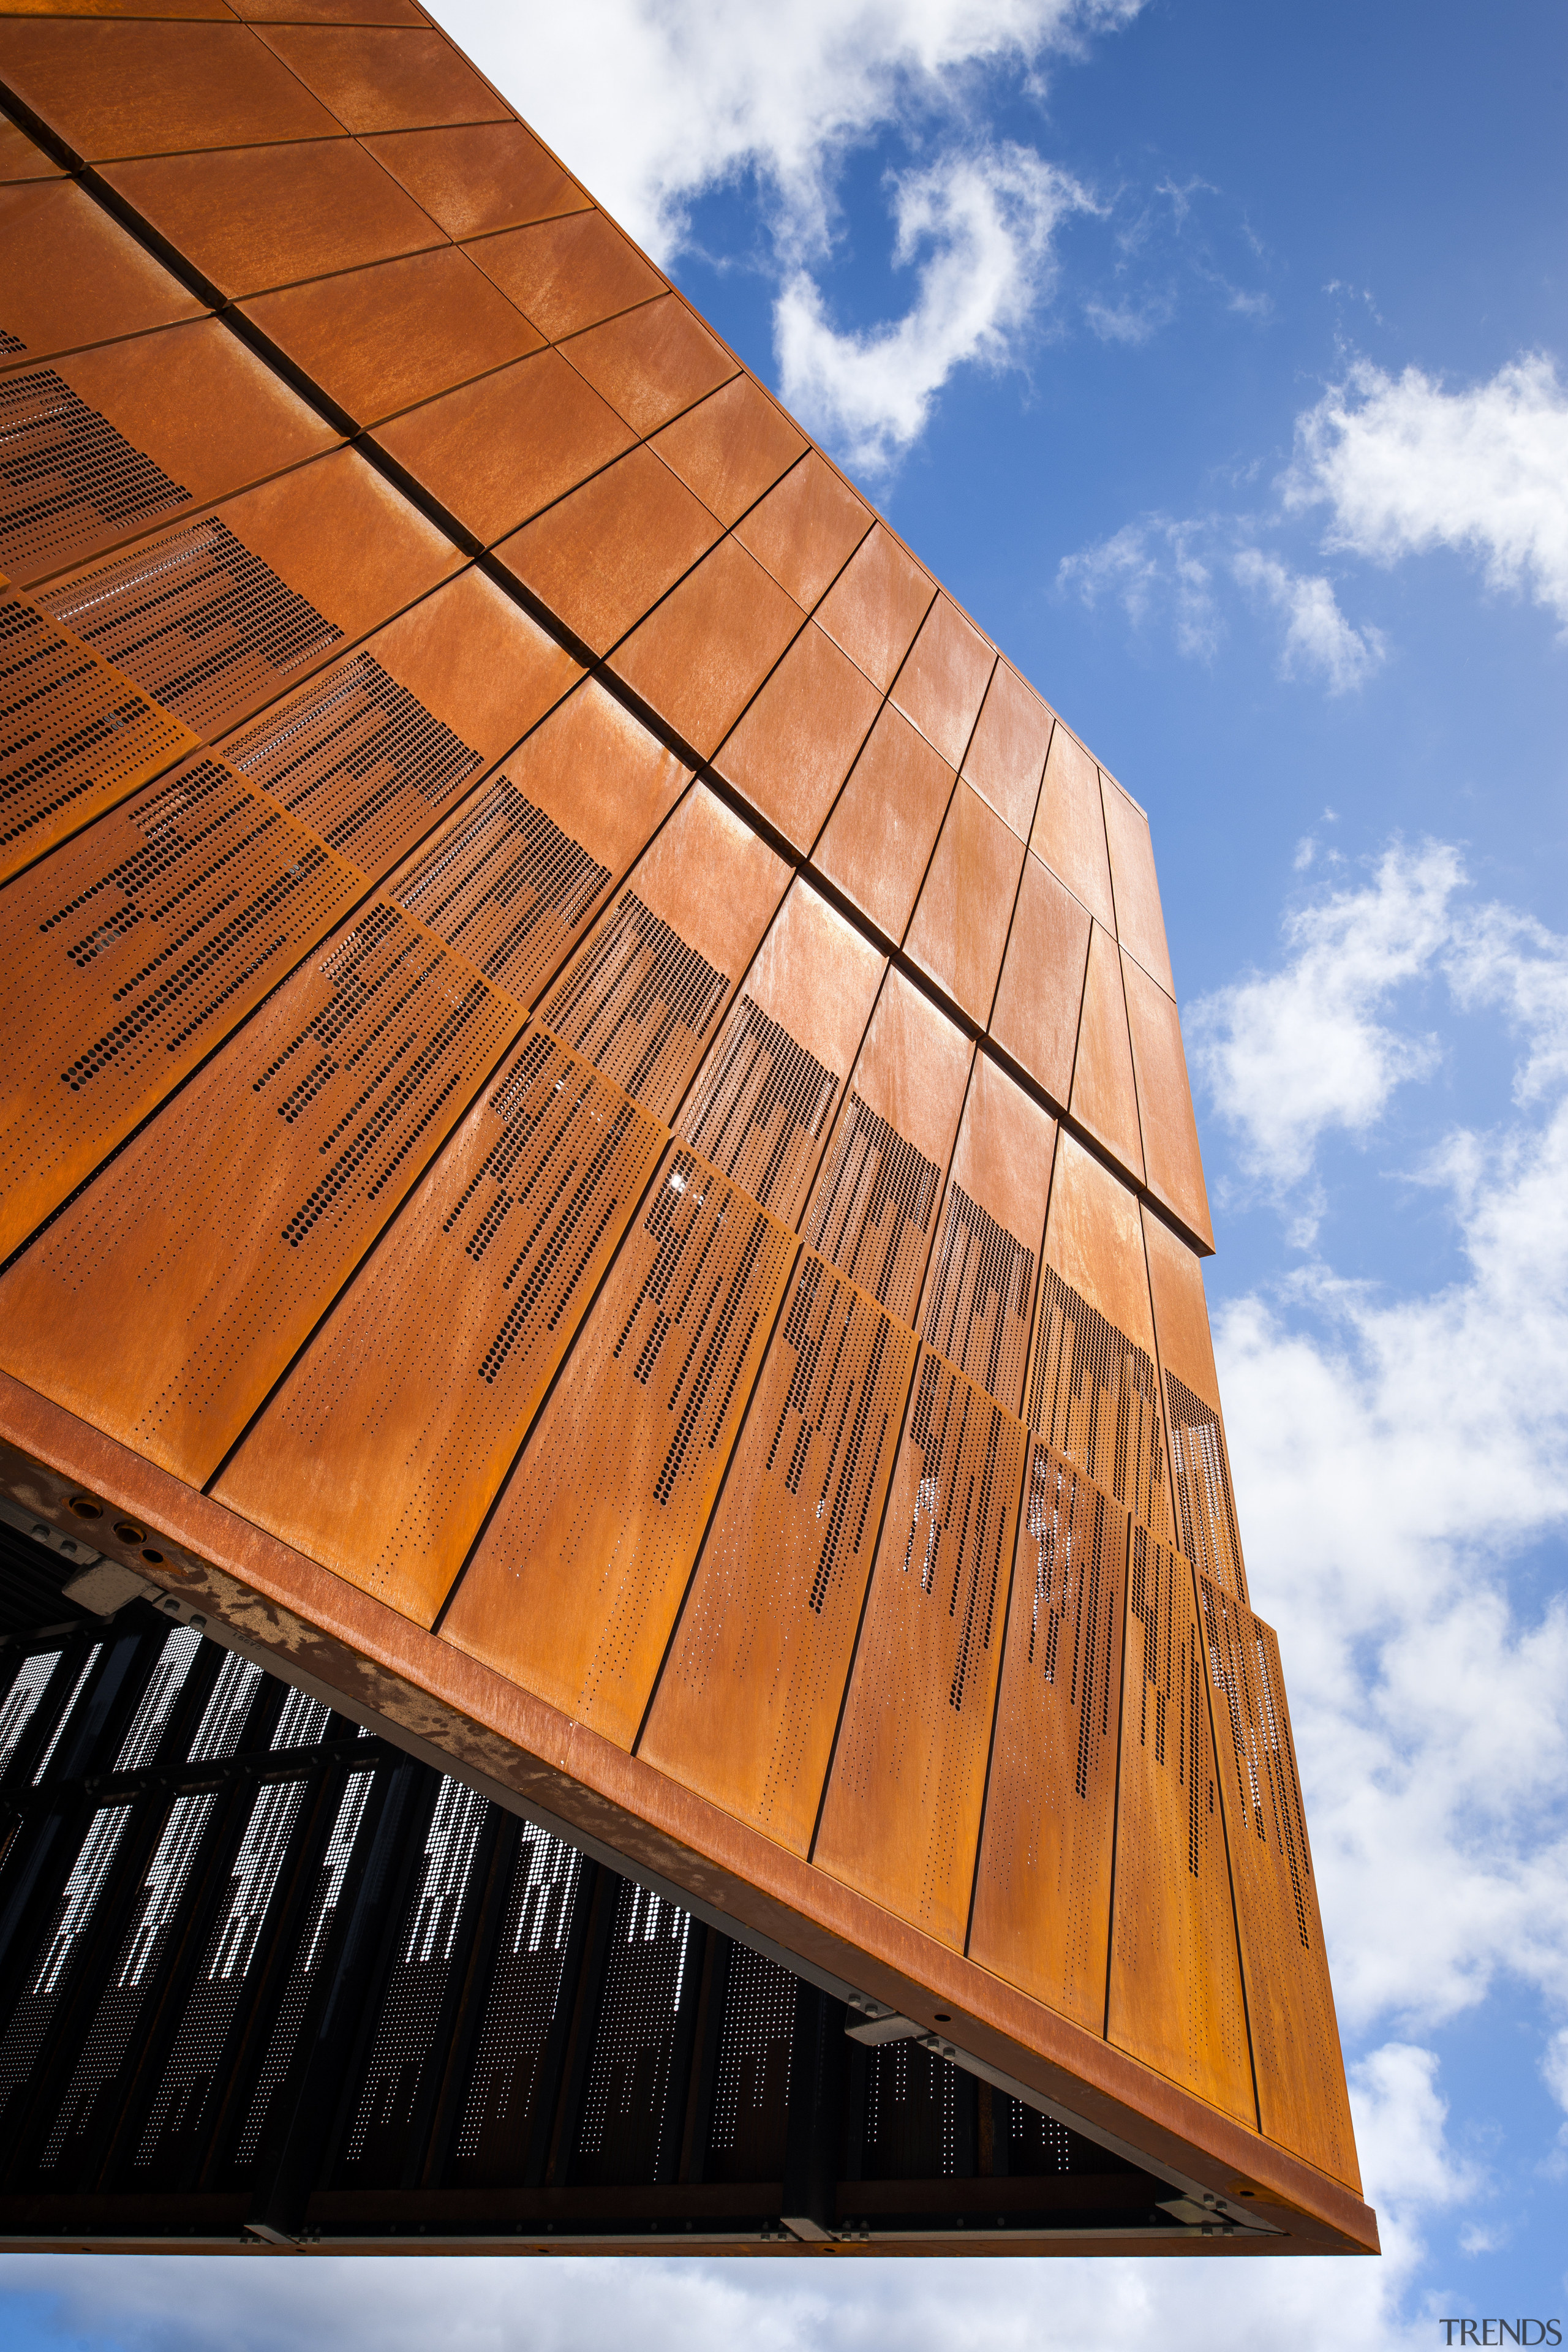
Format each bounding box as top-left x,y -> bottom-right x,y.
1198,1577 -> 1358,2184
0,1648 -> 61,1779
388,769 -> 611,1006
0,753 -> 364,1262
1168,1373 -> 1246,1601
0,900 -> 521,1480
1106,1532 -> 1252,2123
0,366 -> 190,575
441,1148 -> 796,1747
921,1183 -> 1036,1415
1027,1267 -> 1172,1544
641,1250 -> 916,1853
0,1802 -> 133,2141
0,587 -> 198,883
854,2038 -> 968,2180
676,992 -> 840,1226
221,651 -> 483,884
450,1824 -> 582,2186
806,1091 -> 943,1328
969,1444 -> 1124,2029
217,1027 -> 666,1626
815,1348 -> 1027,1946
538,888 -> 729,1122
573,1880 -> 694,2187
40,516 -> 344,743
704,1942 -> 794,2183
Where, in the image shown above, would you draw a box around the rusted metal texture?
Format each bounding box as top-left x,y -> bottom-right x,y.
921,1054 -> 1054,1418
710,621 -> 880,851
813,702 -> 957,945
1142,1208 -> 1246,1600
903,778 -> 1027,1028
1121,948 -> 1213,1249
989,852 -> 1091,1109
0,178 -> 205,364
1030,722 -> 1115,932
1068,919 -> 1145,1185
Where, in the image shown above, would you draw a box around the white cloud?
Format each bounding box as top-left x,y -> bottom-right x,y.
1232,546 -> 1386,692
1285,353 -> 1568,627
1057,513 -> 1223,655
775,146 -> 1090,470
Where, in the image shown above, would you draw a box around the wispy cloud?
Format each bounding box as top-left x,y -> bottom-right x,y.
1232,546 -> 1386,690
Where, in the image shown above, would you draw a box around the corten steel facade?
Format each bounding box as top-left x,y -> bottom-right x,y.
0,0 -> 1373,2259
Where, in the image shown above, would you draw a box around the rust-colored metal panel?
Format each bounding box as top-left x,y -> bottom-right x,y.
814,1346 -> 1027,1949
465,210 -> 662,344
1108,1532 -> 1254,2123
1030,723 -> 1114,932
608,537 -> 804,760
0,892 -> 521,1479
813,702 -> 957,944
803,970 -> 973,1329
231,0 -> 426,21
439,1144 -> 797,1748
383,679 -> 692,1006
0,20 -> 339,160
903,780 -> 1026,1028
563,298 -> 737,438
0,181 -> 205,366
1101,772 -> 1175,995
652,377 -> 807,528
889,594 -> 994,771
216,1027 -> 667,1626
98,138 -> 441,303
920,1054 -> 1054,1418
969,1444 -> 1125,2030
676,878 -> 886,1228
241,247 -> 542,426
0,110 -> 65,182
1199,1575 -> 1359,2185
362,121 -> 587,241
37,448 -> 462,747
814,522 -> 934,692
989,852 -> 1090,1109
962,661 -> 1052,842
0,752 -> 364,1262
536,784 -> 788,1123
214,567 -> 580,883
1,323 -> 339,591
254,24 -> 503,133
710,621 -> 880,853
1030,1132 -> 1170,1545
1069,920 -> 1145,1186
372,348 -> 633,549
734,449 -> 872,610
639,1248 -> 917,1852
0,584 -> 200,884
1142,1208 -> 1245,1601
493,445 -> 722,657
1121,949 -> 1212,1250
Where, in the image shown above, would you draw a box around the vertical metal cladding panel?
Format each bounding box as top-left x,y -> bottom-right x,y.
987,852 -> 1091,1112
638,1248 -> 918,1853
607,536 -> 805,763
0,754 -> 366,1264
813,1347 -> 1027,1949
919,1055 -> 1054,1419
0,585 -> 200,883
960,660 -> 1052,842
535,784 -> 790,1126
1199,1575 -> 1359,2185
1120,950 -> 1212,1250
1030,723 -> 1114,933
448,1824 -> 584,2186
0,323 -> 338,590
1142,1207 -> 1246,1600
676,880 -> 886,1231
0,897 -> 521,1481
968,1444 -> 1125,2031
439,1147 -> 796,1748
467,209 -> 662,342
1099,771 -> 1175,997
0,180 -> 206,369
1068,919 -> 1145,1187
1107,1532 -> 1253,2123
215,1030 -> 667,1626
703,1940 -> 794,2181
802,969 -> 973,1332
650,374 -> 808,529
493,443 -> 724,661
572,1880 -> 696,2186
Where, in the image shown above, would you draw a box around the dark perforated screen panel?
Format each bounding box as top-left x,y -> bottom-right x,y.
677,992 -> 840,1225
806,1091 -> 943,1327
1027,1267 -> 1171,1544
815,1349 -> 1027,1947
450,1825 -> 582,2186
217,1027 -> 666,1627
0,368 -> 190,574
969,1444 -> 1125,2030
641,1250 -> 916,1854
538,889 -> 729,1122
921,1182 -> 1036,1415
0,589 -> 198,883
573,1881 -> 695,2188
704,1943 -> 794,2184
1168,1374 -> 1247,1601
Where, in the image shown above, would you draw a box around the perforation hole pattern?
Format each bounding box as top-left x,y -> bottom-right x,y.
677,993 -> 839,1225
1167,1371 -> 1246,1600
0,1649 -> 61,1781
0,368 -> 190,573
224,654 -> 483,882
0,756 -> 360,1258
28,1644 -> 100,1784
186,1649 -> 263,1763
390,773 -> 610,1006
574,1880 -> 692,2187
860,2039 -> 961,2180
0,590 -> 194,876
42,516 -> 343,741
451,1827 -> 581,2182
0,1803 -> 132,2136
539,890 -> 729,1122
921,1183 -> 1035,1413
705,1943 -> 794,2180
807,1091 -> 942,1327
0,327 -> 24,358
1027,1267 -> 1170,1542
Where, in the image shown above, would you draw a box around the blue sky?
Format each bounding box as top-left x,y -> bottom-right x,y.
6,1 -> 1567,2343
